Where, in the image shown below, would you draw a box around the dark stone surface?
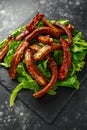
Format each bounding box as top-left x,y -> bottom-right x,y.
0,0 -> 87,130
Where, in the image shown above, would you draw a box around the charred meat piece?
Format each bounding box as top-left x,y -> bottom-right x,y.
42,17 -> 64,34
16,30 -> 29,41
25,49 -> 48,86
33,44 -> 62,61
38,35 -> 54,45
0,36 -> 13,62
25,27 -> 62,42
9,41 -> 29,79
54,22 -> 72,45
33,55 -> 58,98
42,17 -> 74,36
58,38 -> 71,80
16,13 -> 44,41
29,44 -> 41,52
26,12 -> 44,31
67,24 -> 74,32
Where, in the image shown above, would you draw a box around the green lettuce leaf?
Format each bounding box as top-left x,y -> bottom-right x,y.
11,25 -> 25,37
71,31 -> 87,73
17,62 -> 40,91
53,75 -> 80,90
49,19 -> 69,25
0,25 -> 25,48
3,41 -> 21,67
37,60 -> 51,78
0,38 -> 7,48
10,79 -> 40,107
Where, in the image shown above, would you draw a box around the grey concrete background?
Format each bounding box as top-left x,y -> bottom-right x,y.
0,0 -> 87,130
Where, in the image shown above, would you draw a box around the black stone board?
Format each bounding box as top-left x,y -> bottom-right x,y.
0,11 -> 87,123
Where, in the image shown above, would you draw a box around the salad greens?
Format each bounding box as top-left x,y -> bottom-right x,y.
0,19 -> 87,107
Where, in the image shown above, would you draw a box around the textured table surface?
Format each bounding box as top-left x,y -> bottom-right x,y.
0,0 -> 87,130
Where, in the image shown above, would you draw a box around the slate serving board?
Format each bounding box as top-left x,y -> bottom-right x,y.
0,11 -> 87,123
